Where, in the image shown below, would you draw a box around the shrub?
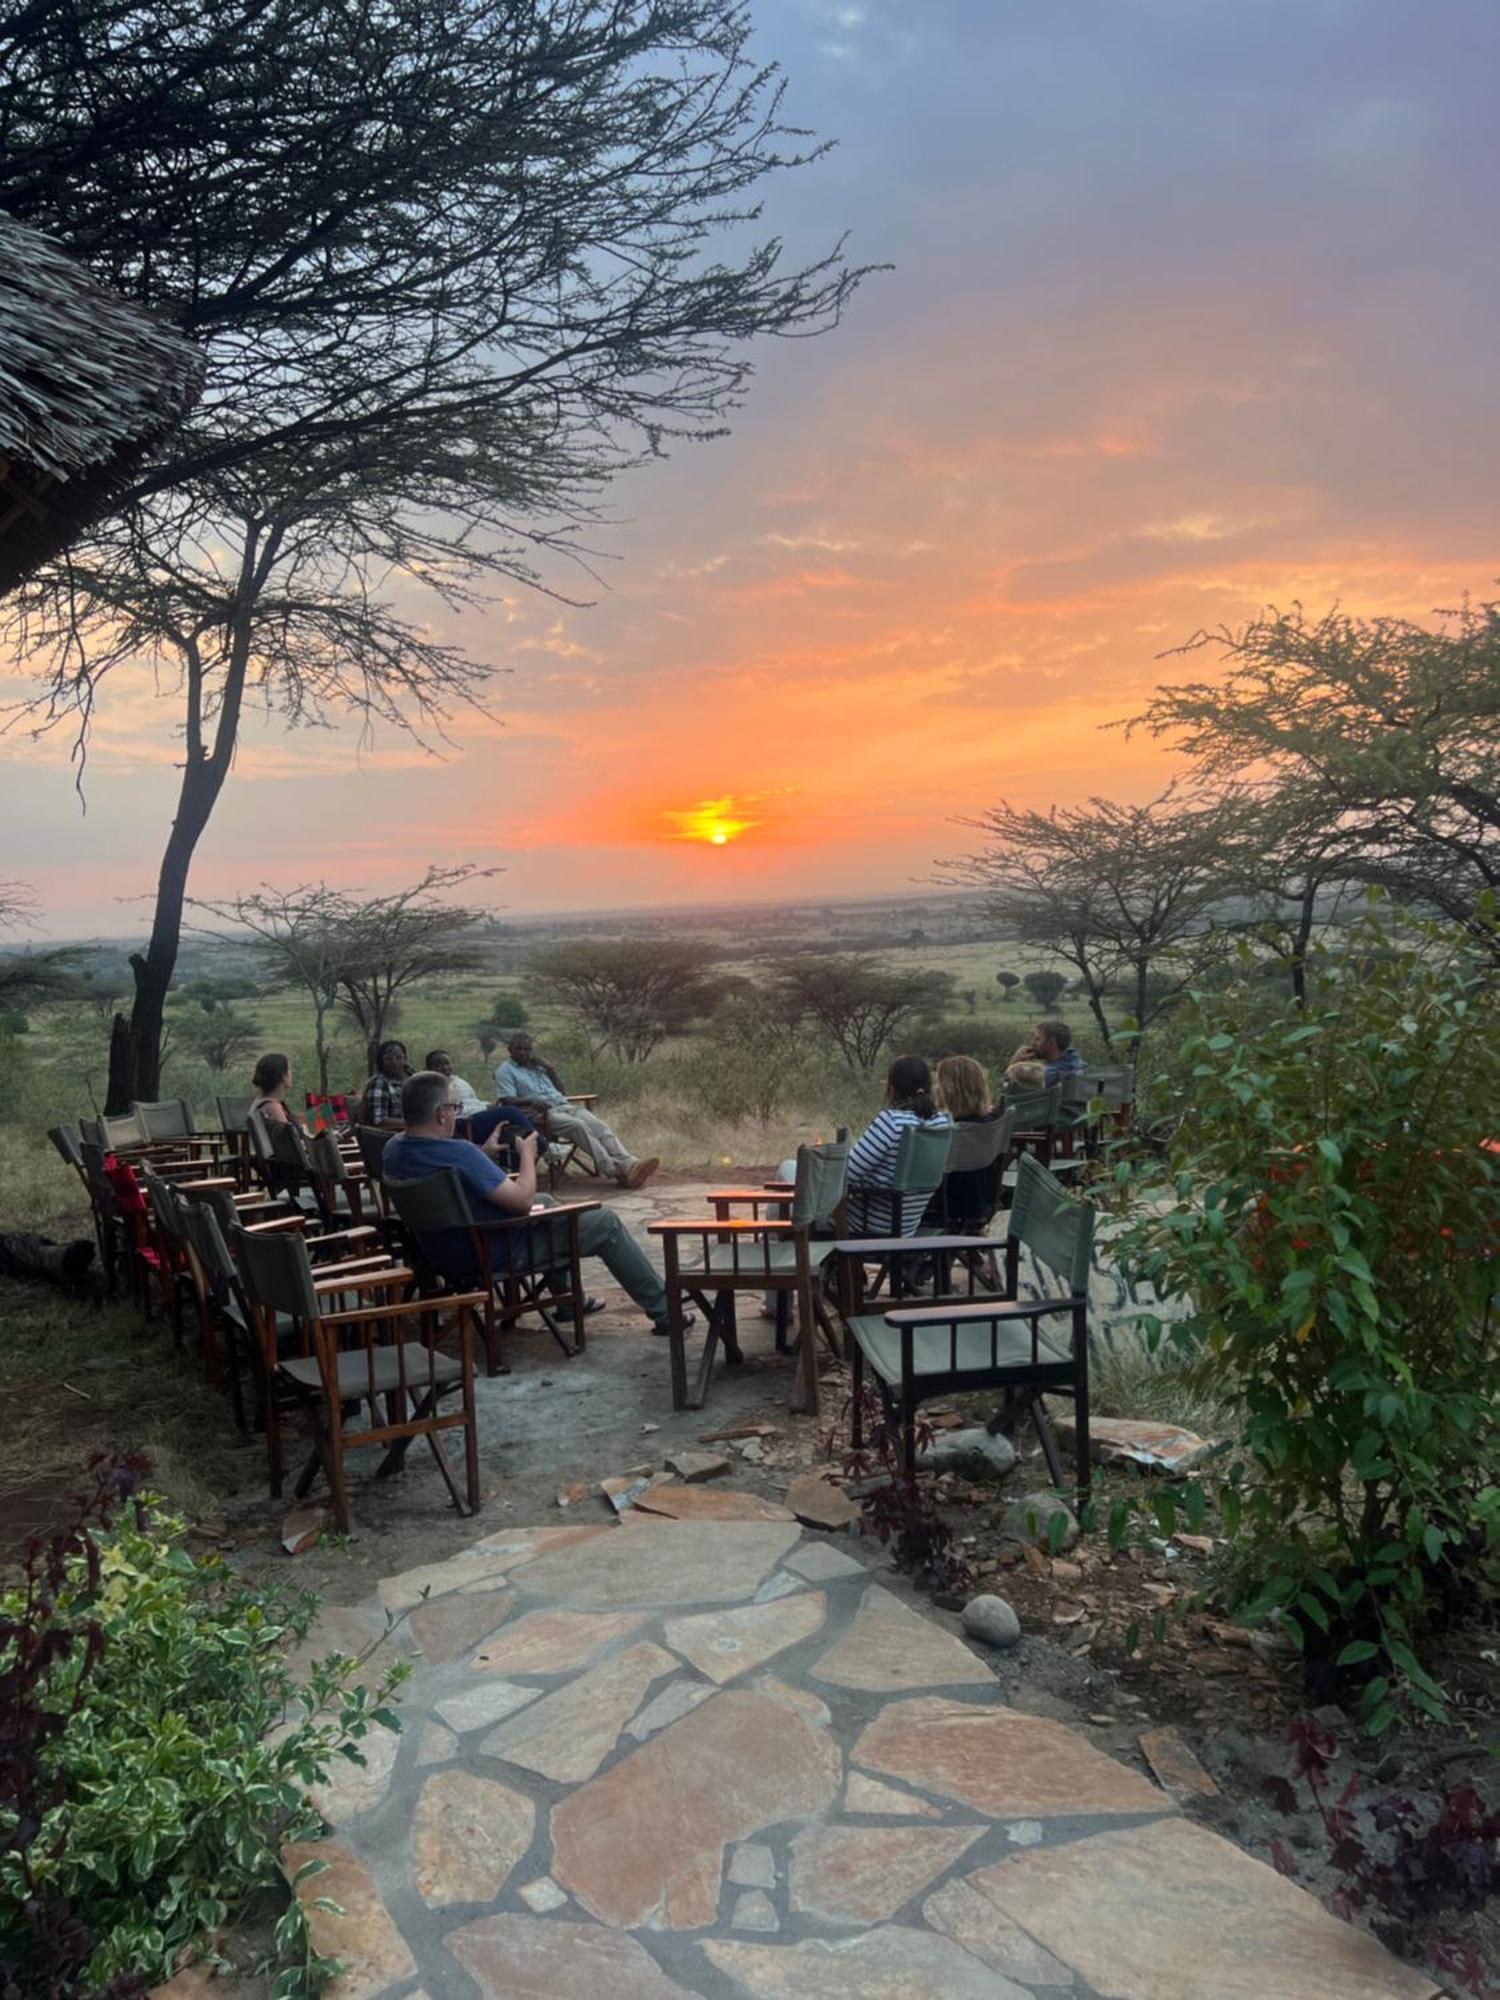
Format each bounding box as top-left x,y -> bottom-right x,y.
909,1016 -> 1015,1071
488,986 -> 529,1030
1116,909 -> 1500,1728
994,970 -> 1020,993
0,1457 -> 407,1996
1022,968 -> 1066,1008
682,995 -> 808,1125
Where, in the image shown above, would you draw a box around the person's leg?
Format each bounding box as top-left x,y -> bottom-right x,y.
575,1207 -> 671,1325
542,1104 -> 605,1171
573,1107 -> 634,1177
465,1102 -> 537,1146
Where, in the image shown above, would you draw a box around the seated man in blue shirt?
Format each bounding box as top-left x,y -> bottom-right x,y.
494,1031 -> 659,1190
1031,1017 -> 1084,1087
384,1070 -> 689,1338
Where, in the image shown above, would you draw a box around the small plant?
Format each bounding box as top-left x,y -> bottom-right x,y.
833,1385 -> 972,1596
1266,1717 -> 1500,1996
0,1456 -> 407,1997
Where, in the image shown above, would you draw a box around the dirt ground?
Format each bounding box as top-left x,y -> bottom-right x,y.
3,1169 -> 1496,1993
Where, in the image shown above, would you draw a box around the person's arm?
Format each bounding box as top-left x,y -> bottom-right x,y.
480,1132 -> 539,1213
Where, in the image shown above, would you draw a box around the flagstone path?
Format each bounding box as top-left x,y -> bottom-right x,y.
285,1511 -> 1436,2000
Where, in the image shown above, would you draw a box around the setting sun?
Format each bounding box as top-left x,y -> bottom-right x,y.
663,796 -> 756,847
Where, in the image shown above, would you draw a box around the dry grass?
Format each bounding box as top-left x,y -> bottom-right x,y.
0,1276 -> 251,1525
1090,1332 -> 1235,1440
605,1088 -> 872,1176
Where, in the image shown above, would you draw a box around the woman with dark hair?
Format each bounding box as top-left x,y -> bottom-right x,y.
846,1054 -> 949,1236
249,1052 -> 300,1126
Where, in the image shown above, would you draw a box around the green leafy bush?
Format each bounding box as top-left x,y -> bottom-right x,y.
1,1465 -> 407,1994
1116,909 -> 1500,1728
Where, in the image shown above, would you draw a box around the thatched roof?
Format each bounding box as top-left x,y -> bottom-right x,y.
0,215 -> 202,593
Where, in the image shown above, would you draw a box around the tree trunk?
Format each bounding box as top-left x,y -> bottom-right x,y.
1081,975 -> 1114,1052
101,522 -> 277,1115
1290,880 -> 1318,1007
315,1003 -> 332,1095
104,751 -> 231,1112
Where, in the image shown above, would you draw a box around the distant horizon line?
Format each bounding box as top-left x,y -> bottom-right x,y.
23,885 -> 990,950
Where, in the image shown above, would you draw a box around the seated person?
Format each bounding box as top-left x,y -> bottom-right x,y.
426,1048 -> 537,1148
425,1049 -> 484,1112
1031,1017 -> 1083,1086
360,1039 -> 411,1129
1003,1056 -> 1047,1094
249,1051 -> 302,1126
934,1053 -> 1008,1228
494,1031 -> 659,1190
846,1054 -> 950,1237
383,1070 -> 690,1337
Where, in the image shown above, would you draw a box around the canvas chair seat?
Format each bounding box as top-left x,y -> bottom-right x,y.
845,1310 -> 1067,1386
278,1341 -> 465,1398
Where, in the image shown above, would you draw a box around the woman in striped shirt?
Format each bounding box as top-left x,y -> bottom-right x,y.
847,1054 -> 951,1236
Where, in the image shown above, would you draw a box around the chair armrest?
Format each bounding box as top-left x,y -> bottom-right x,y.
710,1192 -> 794,1215
831,1235 -> 1006,1258
243,1215 -> 309,1235
310,1255 -> 401,1278
174,1176 -> 238,1193
319,1294 -> 488,1327
566,1094 -> 598,1107
648,1218 -> 798,1236
883,1297 -> 1072,1327
709,1187 -> 790,1202
307,1226 -> 379,1255
313,1266 -> 414,1295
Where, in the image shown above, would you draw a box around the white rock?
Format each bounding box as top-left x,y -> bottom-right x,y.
961,1594 -> 1021,1649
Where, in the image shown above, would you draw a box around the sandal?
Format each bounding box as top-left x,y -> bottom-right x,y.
553,1295 -> 606,1322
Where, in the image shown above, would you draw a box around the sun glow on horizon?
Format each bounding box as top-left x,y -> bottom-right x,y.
663,795 -> 757,847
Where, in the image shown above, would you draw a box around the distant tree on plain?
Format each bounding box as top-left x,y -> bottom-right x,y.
530,939 -> 723,1063
773,955 -> 954,1074
950,788 -> 1247,1050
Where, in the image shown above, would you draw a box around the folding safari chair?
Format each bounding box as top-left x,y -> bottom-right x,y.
382,1168 -> 598,1375
835,1153 -> 1096,1500
233,1223 -> 482,1535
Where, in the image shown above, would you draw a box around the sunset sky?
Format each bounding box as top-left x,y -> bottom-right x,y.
6,0 -> 1500,936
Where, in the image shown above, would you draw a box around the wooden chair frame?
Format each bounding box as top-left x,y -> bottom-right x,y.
649,1138 -> 850,1417
234,1226 -> 482,1534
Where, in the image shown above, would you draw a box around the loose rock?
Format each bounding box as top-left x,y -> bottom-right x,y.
961,1594 -> 1021,1650
783,1473 -> 859,1532
917,1427 -> 1018,1482
665,1451 -> 730,1483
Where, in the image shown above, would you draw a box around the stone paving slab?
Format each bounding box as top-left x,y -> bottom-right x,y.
284,1515 -> 1437,2000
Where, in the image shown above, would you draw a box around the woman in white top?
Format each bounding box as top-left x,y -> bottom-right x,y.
846,1054 -> 950,1236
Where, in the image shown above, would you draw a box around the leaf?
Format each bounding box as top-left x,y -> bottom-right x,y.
1336,1640 -> 1379,1666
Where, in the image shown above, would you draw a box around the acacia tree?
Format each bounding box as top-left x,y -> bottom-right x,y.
772,956 -> 953,1073
1132,600 -> 1500,952
0,0 -> 870,1109
947,789 -> 1248,1049
529,938 -> 723,1061
335,867 -> 495,1065
193,883 -> 355,1094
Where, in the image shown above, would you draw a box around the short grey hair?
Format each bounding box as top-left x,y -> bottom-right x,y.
402,1069 -> 452,1126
